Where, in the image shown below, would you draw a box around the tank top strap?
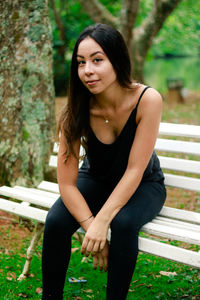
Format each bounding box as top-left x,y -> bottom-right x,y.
135,86 -> 151,110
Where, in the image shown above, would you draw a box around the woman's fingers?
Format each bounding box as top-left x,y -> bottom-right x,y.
103,255 -> 108,272
81,238 -> 102,256
92,241 -> 100,256
93,255 -> 98,270
99,239 -> 106,251
85,239 -> 95,256
81,236 -> 89,254
92,243 -> 109,271
98,254 -> 104,271
81,231 -> 107,257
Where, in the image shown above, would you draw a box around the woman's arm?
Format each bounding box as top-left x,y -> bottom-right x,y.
57,132 -> 94,232
81,88 -> 163,254
58,132 -> 109,270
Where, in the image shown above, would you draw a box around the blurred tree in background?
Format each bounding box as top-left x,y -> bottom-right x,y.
49,0 -> 200,95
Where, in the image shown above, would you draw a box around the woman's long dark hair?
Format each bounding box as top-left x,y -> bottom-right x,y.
59,23 -> 135,160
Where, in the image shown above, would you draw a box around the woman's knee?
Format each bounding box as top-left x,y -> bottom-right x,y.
111,211 -> 139,237
44,198 -> 78,237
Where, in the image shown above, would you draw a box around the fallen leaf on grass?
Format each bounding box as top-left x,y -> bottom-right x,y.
36,287 -> 43,294
72,247 -> 79,253
79,277 -> 87,281
83,289 -> 93,293
159,271 -> 177,277
81,256 -> 90,263
6,272 -> 17,281
17,293 -> 28,298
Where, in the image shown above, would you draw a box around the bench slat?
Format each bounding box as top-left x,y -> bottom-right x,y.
0,198 -> 47,223
142,222 -> 200,245
37,181 -> 59,193
164,173 -> 200,192
14,186 -> 59,199
159,122 -> 200,139
49,155 -> 57,168
158,156 -> 200,174
155,138 -> 200,156
153,216 -> 200,232
159,206 -> 200,225
0,186 -> 57,208
49,155 -> 83,168
139,237 -> 200,268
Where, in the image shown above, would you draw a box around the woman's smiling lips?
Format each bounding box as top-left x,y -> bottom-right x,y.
86,80 -> 100,86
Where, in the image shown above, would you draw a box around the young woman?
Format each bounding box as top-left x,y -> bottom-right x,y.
42,23 -> 166,300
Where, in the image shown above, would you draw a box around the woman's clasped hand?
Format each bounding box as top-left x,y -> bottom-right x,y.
80,217 -> 110,271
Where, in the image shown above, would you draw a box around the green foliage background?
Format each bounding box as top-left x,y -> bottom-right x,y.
49,0 -> 200,95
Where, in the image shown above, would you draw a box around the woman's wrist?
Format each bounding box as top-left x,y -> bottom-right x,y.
95,211 -> 112,227
80,216 -> 95,232
79,214 -> 93,224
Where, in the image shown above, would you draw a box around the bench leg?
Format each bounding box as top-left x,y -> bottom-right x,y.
18,222 -> 44,281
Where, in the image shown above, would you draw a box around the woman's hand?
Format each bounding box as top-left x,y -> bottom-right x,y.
92,241 -> 109,272
81,217 -> 109,257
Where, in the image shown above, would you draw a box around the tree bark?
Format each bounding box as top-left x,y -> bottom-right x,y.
132,0 -> 183,82
76,0 -> 183,83
0,0 -> 56,186
77,0 -> 117,26
119,0 -> 140,54
49,0 -> 67,58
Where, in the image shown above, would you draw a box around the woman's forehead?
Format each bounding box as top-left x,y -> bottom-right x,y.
77,37 -> 104,57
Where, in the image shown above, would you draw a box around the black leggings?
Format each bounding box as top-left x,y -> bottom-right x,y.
42,173 -> 166,300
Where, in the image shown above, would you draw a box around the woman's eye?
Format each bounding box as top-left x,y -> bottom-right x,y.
94,58 -> 103,63
78,60 -> 85,66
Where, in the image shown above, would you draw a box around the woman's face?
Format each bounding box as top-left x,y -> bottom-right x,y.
77,37 -> 117,95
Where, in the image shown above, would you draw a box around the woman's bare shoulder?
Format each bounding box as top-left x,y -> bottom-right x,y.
140,86 -> 163,106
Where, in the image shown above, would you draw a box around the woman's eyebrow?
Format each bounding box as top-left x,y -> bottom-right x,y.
77,51 -> 104,58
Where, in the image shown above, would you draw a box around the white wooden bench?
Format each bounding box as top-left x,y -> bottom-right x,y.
0,122 -> 200,281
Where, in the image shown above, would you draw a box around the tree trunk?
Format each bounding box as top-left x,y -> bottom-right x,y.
0,0 -> 56,187
132,0 -> 183,82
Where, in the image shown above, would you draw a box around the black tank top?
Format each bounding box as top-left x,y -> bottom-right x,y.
79,86 -> 164,185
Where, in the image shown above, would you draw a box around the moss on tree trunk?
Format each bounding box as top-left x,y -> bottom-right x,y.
0,0 -> 56,186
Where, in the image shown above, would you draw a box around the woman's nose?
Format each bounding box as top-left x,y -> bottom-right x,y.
85,62 -> 94,75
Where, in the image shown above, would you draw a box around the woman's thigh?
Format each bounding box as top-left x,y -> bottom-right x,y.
111,180 -> 166,233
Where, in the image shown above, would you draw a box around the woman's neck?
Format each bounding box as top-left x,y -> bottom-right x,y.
93,84 -> 127,111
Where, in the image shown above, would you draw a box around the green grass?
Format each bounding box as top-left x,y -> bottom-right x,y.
0,236 -> 200,300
